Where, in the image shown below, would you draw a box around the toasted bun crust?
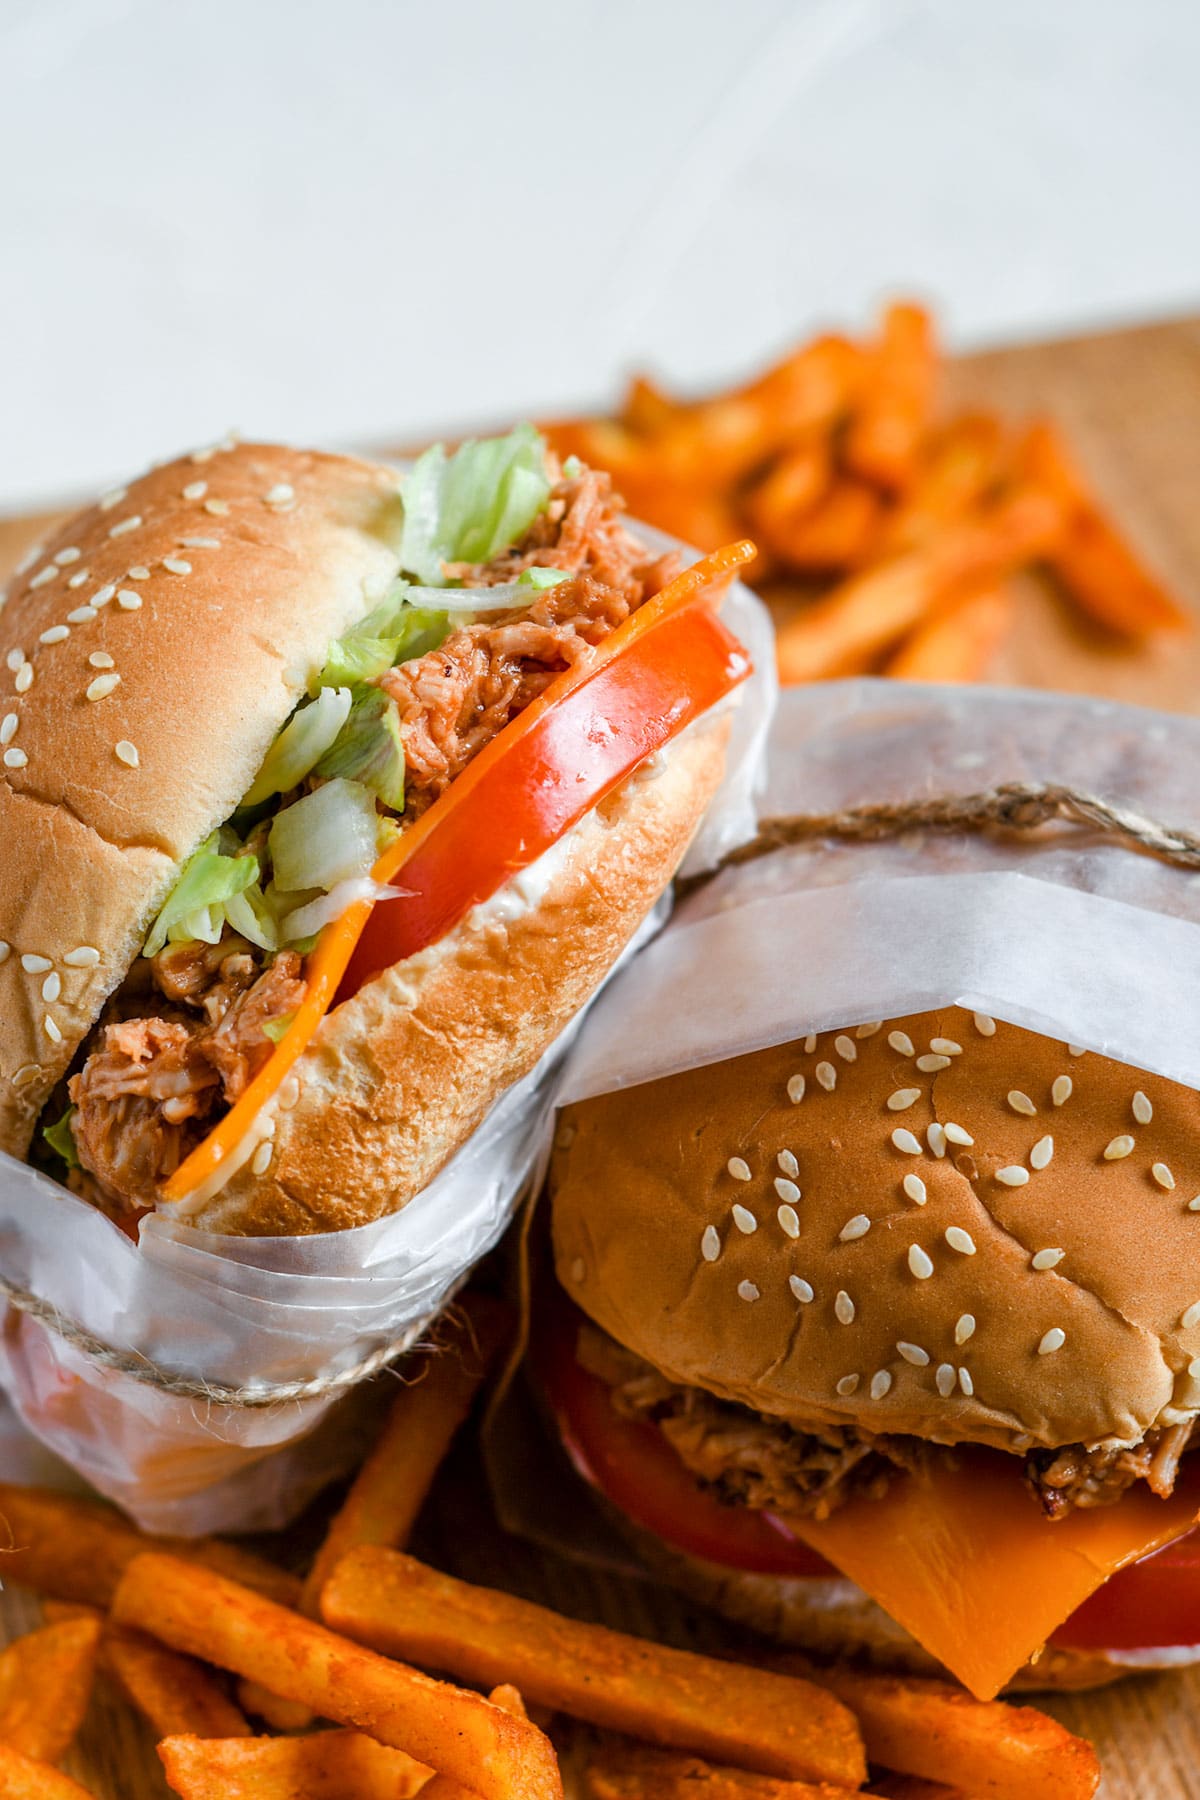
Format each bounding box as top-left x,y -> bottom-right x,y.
0,442 -> 404,1154
191,719 -> 728,1233
552,1008 -> 1200,1453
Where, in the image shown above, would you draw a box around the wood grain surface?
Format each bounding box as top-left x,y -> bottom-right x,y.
5,315 -> 1200,1798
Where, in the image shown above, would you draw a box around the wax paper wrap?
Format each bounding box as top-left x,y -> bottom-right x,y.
0,579 -> 776,1535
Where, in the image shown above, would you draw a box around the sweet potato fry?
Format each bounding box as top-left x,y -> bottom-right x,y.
303,1294 -> 512,1615
0,1484 -> 299,1611
883,585 -> 1014,682
580,1740 -> 854,1800
0,1746 -> 96,1800
758,479 -> 881,572
883,414 -> 1007,549
0,1617 -> 99,1764
744,441 -> 832,554
620,374 -> 686,437
158,1731 -> 430,1800
1020,419 -> 1190,635
773,1660 -> 1099,1800
844,302 -> 936,492
112,1553 -> 562,1800
320,1549 -> 865,1787
103,1626 -> 250,1740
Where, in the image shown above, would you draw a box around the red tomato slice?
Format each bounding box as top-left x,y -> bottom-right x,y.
1051,1529 -> 1200,1650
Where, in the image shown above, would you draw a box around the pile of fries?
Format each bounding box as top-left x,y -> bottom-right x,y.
545,302 -> 1190,684
0,1293 -> 1101,1800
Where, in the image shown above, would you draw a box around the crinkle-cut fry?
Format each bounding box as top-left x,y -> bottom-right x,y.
0,1617 -> 99,1764
580,1739 -> 856,1800
756,479 -> 881,572
0,1484 -> 299,1611
844,302 -> 937,493
1020,419 -> 1191,635
112,1553 -> 562,1800
320,1549 -> 866,1788
883,413 -> 1007,550
0,1745 -> 96,1800
103,1626 -> 250,1741
772,1658 -> 1099,1800
157,1730 -> 431,1800
775,488 -> 1062,684
302,1293 -> 513,1616
884,584 -> 1015,682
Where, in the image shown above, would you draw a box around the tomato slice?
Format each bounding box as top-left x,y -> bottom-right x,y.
1051,1530 -> 1200,1651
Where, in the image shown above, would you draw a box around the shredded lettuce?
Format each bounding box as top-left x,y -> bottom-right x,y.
314,604 -> 449,693
398,424 -> 551,586
276,876 -> 398,946
314,686 -> 405,810
269,778 -> 381,896
518,566 -> 571,589
44,1106 -> 80,1169
242,686 -> 353,806
144,836 -> 263,957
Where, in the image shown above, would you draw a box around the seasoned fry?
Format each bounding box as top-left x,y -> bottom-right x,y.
774,1660 -> 1100,1800
580,1740 -> 854,1800
0,1746 -> 96,1800
884,414 -> 1006,549
158,1731 -> 430,1800
844,302 -> 936,492
754,479 -> 880,572
0,1485 -> 298,1611
112,1553 -> 562,1800
621,374 -> 686,437
743,441 -> 833,560
0,1617 -> 99,1764
320,1549 -> 866,1787
234,1678 -> 315,1732
104,1626 -> 250,1741
883,585 -> 1014,682
866,1781 -> 963,1800
303,1294 -> 512,1615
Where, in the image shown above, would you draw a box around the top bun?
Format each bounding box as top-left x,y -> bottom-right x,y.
0,441 -> 404,1153
551,1008 -> 1200,1454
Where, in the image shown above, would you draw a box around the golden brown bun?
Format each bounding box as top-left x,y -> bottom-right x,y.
552,1008 -> 1200,1453
192,719 -> 728,1233
0,441 -> 403,1153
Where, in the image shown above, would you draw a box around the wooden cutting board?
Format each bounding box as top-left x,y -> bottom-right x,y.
5,313 -> 1200,1799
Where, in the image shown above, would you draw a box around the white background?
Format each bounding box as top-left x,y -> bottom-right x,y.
1,0 -> 1197,510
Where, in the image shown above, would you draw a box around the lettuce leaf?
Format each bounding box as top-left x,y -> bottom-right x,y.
144,837 -> 262,957
268,778 -> 381,896
313,686 -> 405,810
243,685 -> 353,806
43,1106 -> 80,1169
398,424 -> 551,585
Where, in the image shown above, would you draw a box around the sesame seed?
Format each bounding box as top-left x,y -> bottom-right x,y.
14,545 -> 41,574
98,487 -> 127,511
839,1214 -> 871,1242
1190,1197 -> 1200,1213
39,625 -> 69,645
63,946 -> 100,967
870,1370 -> 892,1400
777,1149 -> 799,1178
1153,1162 -> 1176,1191
67,606 -> 97,624
889,1031 -> 915,1056
43,1014 -> 62,1044
11,1064 -> 41,1087
1038,1328 -> 1066,1356
834,1034 -> 857,1062
92,584 -> 116,607
815,1061 -> 837,1092
29,566 -> 58,590
54,547 -> 81,566
41,972 -> 60,1003
935,1363 -> 956,1397
732,1204 -> 757,1234
1008,1091 -> 1037,1117
835,1290 -> 856,1324
1068,1045 -> 1087,1058
835,1374 -> 860,1397
0,715 -> 15,746
786,1073 -> 805,1104
891,1128 -> 922,1155
251,1141 -> 274,1176
14,664 -> 32,693
5,650 -> 22,672
803,1034 -> 818,1054
996,1165 -> 1029,1187
916,1054 -> 950,1073
887,1087 -> 921,1111
945,1226 -> 976,1255
774,1177 -> 801,1203
89,652 -> 115,669
701,1225 -> 721,1262
116,590 -> 143,610
278,1074 -> 301,1110
959,1367 -> 974,1396
855,1022 -> 882,1038
204,498 -> 231,516
1030,1135 -> 1054,1171
86,673 -> 121,701
108,515 -> 142,538
180,536 -> 221,549
897,1342 -> 930,1366
1032,1247 -> 1065,1271
20,955 -> 49,974
115,741 -> 140,768
737,1280 -> 760,1303
1181,1302 -> 1200,1330
927,1122 -> 947,1158
1104,1135 -> 1135,1161
265,483 -> 295,506
1190,1359 -> 1200,1380
789,1275 -> 814,1303
1052,1075 -> 1073,1106
1132,1091 -> 1153,1125
974,1013 -> 997,1036
908,1244 -> 934,1279
943,1122 -> 973,1146
777,1204 -> 800,1238
955,1313 -> 976,1345
2,747 -> 27,769
162,557 -> 192,575
183,481 -> 208,501
902,1174 -> 927,1205
930,1038 -> 962,1056
571,1257 -> 585,1284
67,570 -> 89,588
727,1156 -> 751,1182
127,566 -> 151,580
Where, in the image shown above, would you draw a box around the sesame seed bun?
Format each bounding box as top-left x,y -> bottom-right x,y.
0,442 -> 729,1232
551,1008 -> 1200,1454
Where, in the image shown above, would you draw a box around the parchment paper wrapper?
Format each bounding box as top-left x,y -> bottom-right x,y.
0,580 -> 776,1535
